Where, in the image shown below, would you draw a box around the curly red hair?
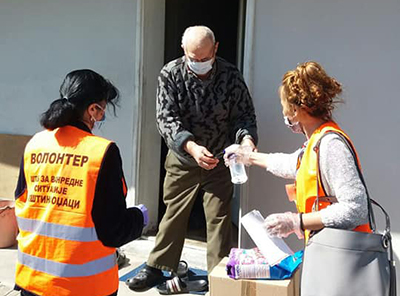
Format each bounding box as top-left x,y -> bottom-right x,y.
280,61 -> 342,121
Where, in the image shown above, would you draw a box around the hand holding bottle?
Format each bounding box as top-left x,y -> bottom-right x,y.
223,144 -> 253,167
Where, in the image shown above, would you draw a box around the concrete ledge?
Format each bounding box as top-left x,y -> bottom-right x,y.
0,282 -> 18,296
0,133 -> 31,199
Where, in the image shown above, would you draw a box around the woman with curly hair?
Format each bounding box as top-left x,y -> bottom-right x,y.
224,61 -> 371,240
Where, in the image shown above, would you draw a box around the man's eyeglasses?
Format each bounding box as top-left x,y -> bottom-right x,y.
187,56 -> 213,63
186,47 -> 216,63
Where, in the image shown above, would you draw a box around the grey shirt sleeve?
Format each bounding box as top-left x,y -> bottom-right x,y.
265,148 -> 303,179
318,134 -> 369,229
156,68 -> 194,157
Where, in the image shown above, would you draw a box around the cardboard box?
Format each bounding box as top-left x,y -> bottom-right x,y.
209,257 -> 300,296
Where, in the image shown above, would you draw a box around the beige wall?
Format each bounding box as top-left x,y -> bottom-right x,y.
0,134 -> 31,199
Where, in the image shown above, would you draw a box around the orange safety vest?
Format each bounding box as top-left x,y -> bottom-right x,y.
292,122 -> 371,240
15,125 -> 119,296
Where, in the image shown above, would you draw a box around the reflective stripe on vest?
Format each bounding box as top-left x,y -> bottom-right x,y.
17,217 -> 99,242
16,126 -> 119,296
18,250 -> 116,278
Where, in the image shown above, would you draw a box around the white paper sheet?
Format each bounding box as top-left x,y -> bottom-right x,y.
241,209 -> 293,266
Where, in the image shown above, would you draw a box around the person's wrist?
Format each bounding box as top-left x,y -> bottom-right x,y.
299,213 -> 305,231
184,140 -> 197,155
242,142 -> 255,150
241,135 -> 254,142
293,213 -> 304,239
247,151 -> 255,165
240,135 -> 255,149
241,146 -> 253,165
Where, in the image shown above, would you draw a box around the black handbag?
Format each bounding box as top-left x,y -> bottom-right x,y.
301,131 -> 396,296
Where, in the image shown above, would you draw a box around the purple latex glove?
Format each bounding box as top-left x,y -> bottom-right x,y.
134,204 -> 149,227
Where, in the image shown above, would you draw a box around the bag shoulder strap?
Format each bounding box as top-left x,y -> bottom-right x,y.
313,131 -> 378,232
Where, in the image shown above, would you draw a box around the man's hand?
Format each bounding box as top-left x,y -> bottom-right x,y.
184,141 -> 219,170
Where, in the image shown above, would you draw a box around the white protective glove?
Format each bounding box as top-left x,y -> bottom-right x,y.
223,144 -> 253,166
264,212 -> 304,239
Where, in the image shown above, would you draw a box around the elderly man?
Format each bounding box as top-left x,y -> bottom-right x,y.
128,25 -> 258,293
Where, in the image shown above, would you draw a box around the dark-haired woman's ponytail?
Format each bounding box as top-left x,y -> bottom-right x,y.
40,98 -> 77,130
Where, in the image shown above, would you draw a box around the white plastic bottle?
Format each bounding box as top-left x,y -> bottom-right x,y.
228,154 -> 248,184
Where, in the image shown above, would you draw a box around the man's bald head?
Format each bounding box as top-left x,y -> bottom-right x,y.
181,26 -> 215,50
181,26 -> 219,77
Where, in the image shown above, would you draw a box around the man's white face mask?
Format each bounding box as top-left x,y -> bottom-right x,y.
187,58 -> 214,75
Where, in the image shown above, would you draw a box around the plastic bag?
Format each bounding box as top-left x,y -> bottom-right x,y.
226,247 -> 303,280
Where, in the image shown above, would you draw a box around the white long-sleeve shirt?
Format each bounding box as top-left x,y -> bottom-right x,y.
266,134 -> 369,229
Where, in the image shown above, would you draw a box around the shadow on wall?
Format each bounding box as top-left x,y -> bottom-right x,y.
390,232 -> 400,295
0,134 -> 31,199
394,251 -> 399,296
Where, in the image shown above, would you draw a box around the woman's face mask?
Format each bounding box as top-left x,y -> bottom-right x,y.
284,116 -> 303,134
91,104 -> 106,130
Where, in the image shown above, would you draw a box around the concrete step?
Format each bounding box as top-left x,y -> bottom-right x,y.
0,282 -> 19,296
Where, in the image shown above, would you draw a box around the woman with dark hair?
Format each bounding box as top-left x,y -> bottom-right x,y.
225,61 -> 370,239
40,69 -> 119,130
14,69 -> 147,296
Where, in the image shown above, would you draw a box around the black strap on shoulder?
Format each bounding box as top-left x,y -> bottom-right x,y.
313,131 -> 378,232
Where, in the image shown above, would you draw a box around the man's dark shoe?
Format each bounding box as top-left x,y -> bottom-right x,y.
126,265 -> 165,292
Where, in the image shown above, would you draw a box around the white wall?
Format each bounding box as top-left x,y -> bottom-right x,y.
245,0 -> 400,287
0,0 -> 138,189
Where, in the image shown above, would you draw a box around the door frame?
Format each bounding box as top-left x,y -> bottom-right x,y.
238,0 -> 256,247
132,0 -> 165,231
133,0 -> 256,234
